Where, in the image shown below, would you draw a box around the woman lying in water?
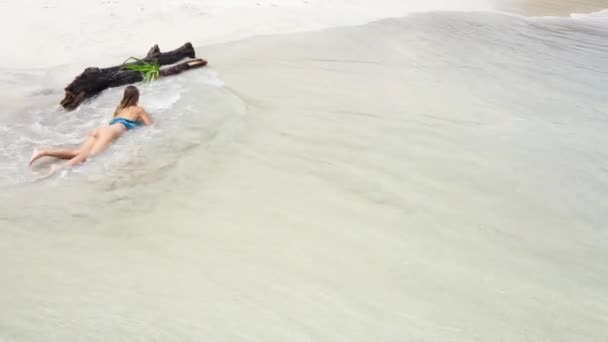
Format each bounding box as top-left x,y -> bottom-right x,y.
29,85 -> 152,174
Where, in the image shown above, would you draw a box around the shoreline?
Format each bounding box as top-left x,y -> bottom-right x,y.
1,0 -> 606,71
496,0 -> 607,16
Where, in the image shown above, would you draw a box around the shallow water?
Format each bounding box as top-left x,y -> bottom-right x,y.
1,2 -> 608,341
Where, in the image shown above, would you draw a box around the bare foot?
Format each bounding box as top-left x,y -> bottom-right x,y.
47,164 -> 64,176
29,148 -> 46,166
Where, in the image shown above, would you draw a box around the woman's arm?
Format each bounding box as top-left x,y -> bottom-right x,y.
138,107 -> 153,126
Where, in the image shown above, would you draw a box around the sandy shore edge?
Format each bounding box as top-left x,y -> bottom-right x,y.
496,0 -> 606,16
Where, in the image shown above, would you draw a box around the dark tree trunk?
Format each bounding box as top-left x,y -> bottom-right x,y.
60,42 -> 207,110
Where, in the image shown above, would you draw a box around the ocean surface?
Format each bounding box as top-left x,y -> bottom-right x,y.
1,1 -> 607,341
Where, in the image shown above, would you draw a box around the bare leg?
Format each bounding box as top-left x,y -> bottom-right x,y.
59,133 -> 111,169
89,137 -> 116,156
66,151 -> 91,167
47,163 -> 63,176
75,134 -> 97,160
29,148 -> 79,165
47,149 -> 91,176
30,130 -> 98,166
46,127 -> 120,174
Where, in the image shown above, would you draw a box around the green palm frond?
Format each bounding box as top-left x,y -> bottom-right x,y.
121,57 -> 161,83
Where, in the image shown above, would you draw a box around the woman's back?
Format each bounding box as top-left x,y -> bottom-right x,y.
115,105 -> 145,122
112,85 -> 150,124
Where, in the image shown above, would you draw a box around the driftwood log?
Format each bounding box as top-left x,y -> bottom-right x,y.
60,42 -> 207,110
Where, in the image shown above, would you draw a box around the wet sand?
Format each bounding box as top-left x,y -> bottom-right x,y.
498,0 -> 606,16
